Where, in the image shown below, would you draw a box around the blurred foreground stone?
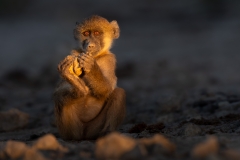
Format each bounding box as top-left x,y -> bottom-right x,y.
0,109 -> 29,132
95,132 -> 137,160
139,134 -> 176,154
24,148 -> 46,160
223,149 -> 240,160
5,140 -> 28,159
192,136 -> 219,158
3,140 -> 46,160
33,134 -> 68,152
0,134 -> 69,160
95,132 -> 176,160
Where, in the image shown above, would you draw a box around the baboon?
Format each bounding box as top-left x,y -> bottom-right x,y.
53,15 -> 126,140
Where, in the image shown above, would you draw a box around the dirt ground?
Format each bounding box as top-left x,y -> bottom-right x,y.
1,1 -> 240,159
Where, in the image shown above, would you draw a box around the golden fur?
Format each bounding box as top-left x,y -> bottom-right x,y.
54,15 -> 125,140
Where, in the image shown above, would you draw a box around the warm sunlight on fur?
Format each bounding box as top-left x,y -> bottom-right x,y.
54,15 -> 125,140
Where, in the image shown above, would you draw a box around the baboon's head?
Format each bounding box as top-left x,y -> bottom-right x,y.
74,15 -> 120,56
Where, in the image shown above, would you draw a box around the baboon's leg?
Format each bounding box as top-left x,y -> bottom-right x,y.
84,87 -> 126,139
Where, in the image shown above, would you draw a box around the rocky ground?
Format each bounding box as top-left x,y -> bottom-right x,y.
1,0 -> 240,160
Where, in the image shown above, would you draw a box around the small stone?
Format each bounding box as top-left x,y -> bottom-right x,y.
33,134 -> 68,152
24,148 -> 46,160
223,149 -> 240,160
192,136 -> 219,158
0,109 -> 29,132
139,134 -> 176,153
95,132 -> 137,160
5,140 -> 29,159
183,123 -> 202,136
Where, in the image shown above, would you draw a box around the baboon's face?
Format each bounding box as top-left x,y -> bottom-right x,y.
79,28 -> 104,55
74,16 -> 120,56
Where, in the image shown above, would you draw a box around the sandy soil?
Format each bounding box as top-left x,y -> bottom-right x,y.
0,1 -> 240,159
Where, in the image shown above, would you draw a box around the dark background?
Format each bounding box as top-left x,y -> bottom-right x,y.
1,0 -> 240,118
1,0 -> 240,159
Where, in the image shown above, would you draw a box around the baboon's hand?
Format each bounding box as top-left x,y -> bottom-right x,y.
73,58 -> 82,76
71,50 -> 80,57
58,55 -> 75,78
70,50 -> 82,76
79,53 -> 95,73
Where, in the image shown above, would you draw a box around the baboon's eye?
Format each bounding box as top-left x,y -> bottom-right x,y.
94,31 -> 100,36
83,31 -> 90,36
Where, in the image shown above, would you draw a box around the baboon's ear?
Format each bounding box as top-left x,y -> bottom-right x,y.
110,20 -> 120,39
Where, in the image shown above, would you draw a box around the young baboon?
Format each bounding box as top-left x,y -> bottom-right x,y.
53,15 -> 126,140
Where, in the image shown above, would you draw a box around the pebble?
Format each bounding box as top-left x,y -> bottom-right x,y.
3,140 -> 48,160
192,136 -> 219,158
24,148 -> 47,160
33,134 -> 68,152
0,109 -> 29,132
5,140 -> 29,159
139,134 -> 176,154
223,149 -> 240,160
95,132 -> 137,160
